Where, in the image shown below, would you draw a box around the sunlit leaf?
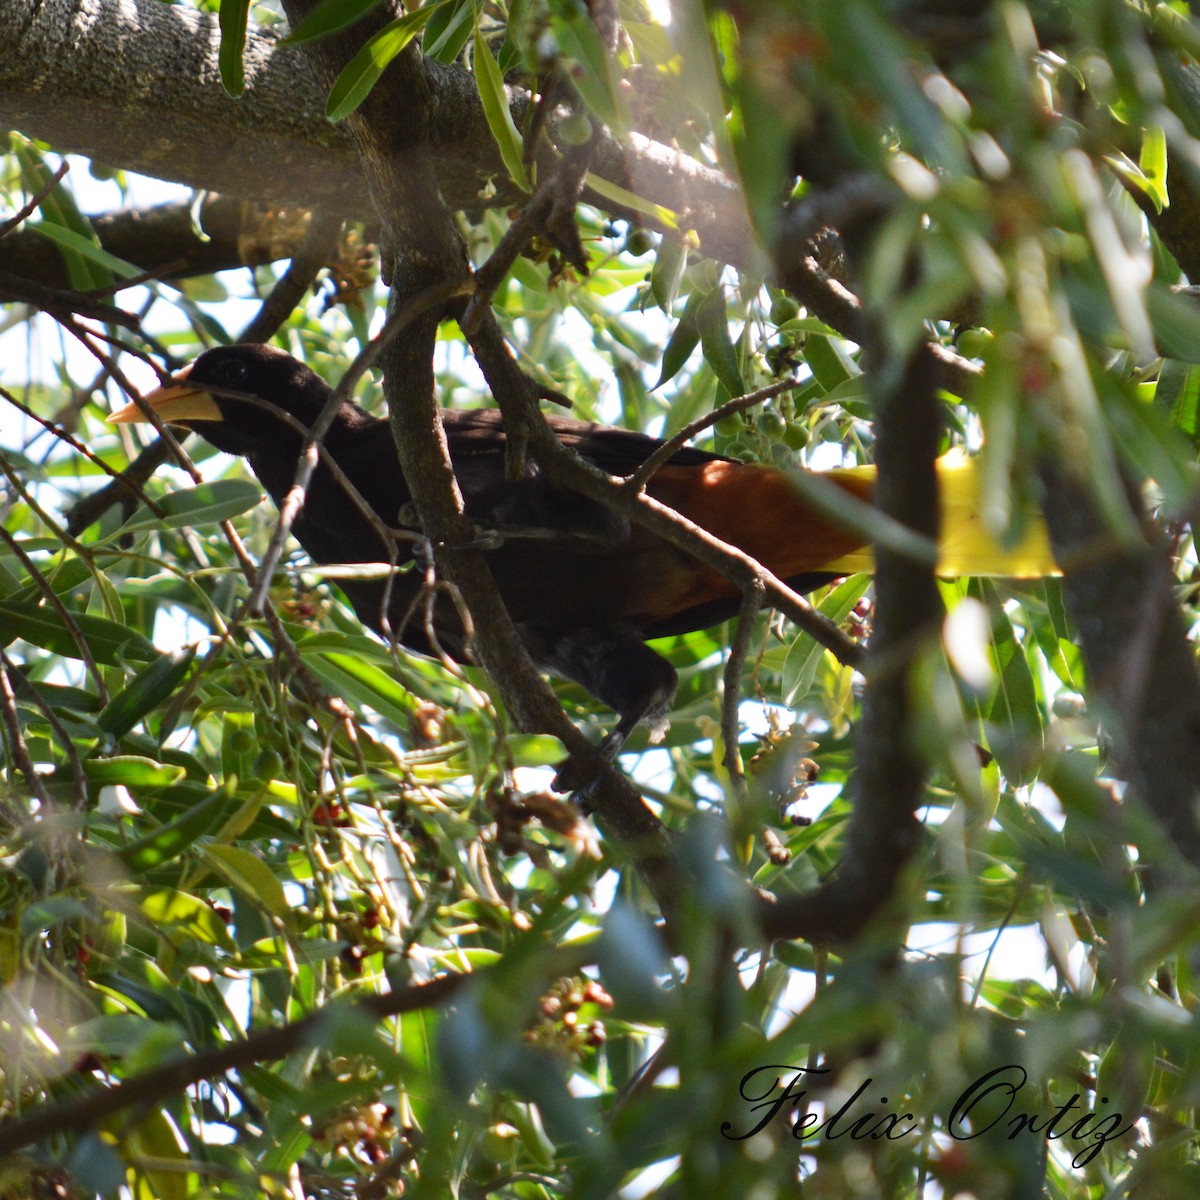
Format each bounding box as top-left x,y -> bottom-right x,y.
0,599 -> 156,665
326,4 -> 443,120
474,26 -> 530,192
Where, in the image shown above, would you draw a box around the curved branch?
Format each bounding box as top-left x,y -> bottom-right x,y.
0,974 -> 467,1158
760,340 -> 944,944
1037,459 -> 1200,868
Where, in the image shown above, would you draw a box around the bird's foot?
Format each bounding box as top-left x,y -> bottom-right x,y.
552,728 -> 629,809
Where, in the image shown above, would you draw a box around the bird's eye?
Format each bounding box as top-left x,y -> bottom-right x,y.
214,359 -> 249,388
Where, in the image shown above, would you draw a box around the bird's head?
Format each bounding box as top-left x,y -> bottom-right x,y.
108,344 -> 338,456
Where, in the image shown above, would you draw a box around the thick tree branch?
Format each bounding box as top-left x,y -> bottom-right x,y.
1037,461 -> 1200,868
759,341 -> 944,943
0,195 -> 310,290
0,1 -> 751,280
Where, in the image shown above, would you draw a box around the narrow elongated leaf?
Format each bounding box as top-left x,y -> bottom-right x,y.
0,599 -> 156,665
548,0 -> 628,129
30,222 -> 142,279
326,6 -> 442,121
584,173 -> 679,228
782,576 -> 870,706
695,286 -> 744,398
1154,357 -> 1200,441
804,334 -> 860,392
474,27 -> 530,191
218,0 -> 250,97
283,0 -> 383,44
97,649 -> 195,739
972,580 -> 1043,786
650,238 -> 687,314
506,735 -> 566,767
125,1107 -> 188,1200
1146,283 -> 1200,364
118,790 -> 230,873
425,0 -> 480,63
655,290 -> 704,389
115,479 -> 263,536
1139,125 -> 1169,211
308,651 -> 415,729
14,144 -> 114,291
205,844 -> 290,919
84,757 -> 186,788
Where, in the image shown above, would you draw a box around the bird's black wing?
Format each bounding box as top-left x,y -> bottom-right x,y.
441,407 -> 729,473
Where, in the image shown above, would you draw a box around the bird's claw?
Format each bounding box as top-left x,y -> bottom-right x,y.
552,728 -> 629,808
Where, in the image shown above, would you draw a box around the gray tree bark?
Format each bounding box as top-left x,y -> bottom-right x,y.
0,0 -> 755,268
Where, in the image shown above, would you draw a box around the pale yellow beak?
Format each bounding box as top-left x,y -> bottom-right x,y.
108,364 -> 224,427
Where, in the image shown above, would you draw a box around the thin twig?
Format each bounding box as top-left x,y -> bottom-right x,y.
461,139 -> 595,337
0,972 -> 473,1157
722,581 -> 766,804
1,387 -> 169,524
82,259 -> 190,300
1,651 -> 87,811
65,213 -> 343,538
625,377 -> 801,493
0,523 -> 109,703
65,439 -> 173,536
336,277 -> 474,402
537,430 -> 865,667
0,270 -> 140,329
0,650 -> 49,817
0,160 -> 70,241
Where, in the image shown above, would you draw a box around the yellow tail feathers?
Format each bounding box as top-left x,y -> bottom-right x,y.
819,453 -> 1059,578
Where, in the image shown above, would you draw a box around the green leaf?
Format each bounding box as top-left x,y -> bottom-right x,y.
326,5 -> 443,121
474,27 -> 531,191
204,844 -> 290,919
584,173 -> 679,229
1146,284 -> 1200,364
1139,125 -> 1169,211
308,651 -> 416,729
30,222 -> 143,280
282,0 -> 383,44
655,289 -> 704,388
976,581 -> 1043,786
506,735 -> 566,767
118,789 -> 231,873
425,0 -> 481,64
729,68 -> 791,244
803,334 -> 860,392
218,0 -> 250,97
695,286 -> 744,398
114,479 -> 263,536
65,1014 -> 158,1059
650,238 -> 688,314
84,757 -> 187,788
138,887 -> 237,951
548,0 -> 629,129
0,599 -> 157,665
96,649 -> 195,739
1154,358 -> 1200,442
14,143 -> 114,291
782,576 -> 870,706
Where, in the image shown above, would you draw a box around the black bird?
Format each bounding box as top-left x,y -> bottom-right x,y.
111,344 -> 1055,766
